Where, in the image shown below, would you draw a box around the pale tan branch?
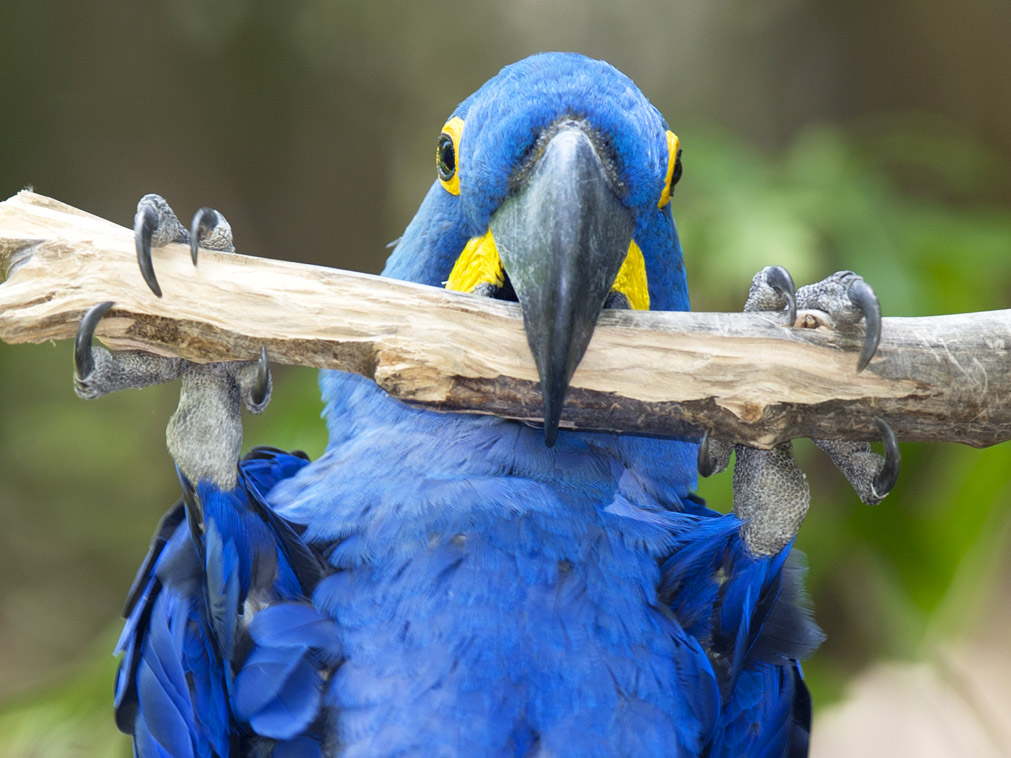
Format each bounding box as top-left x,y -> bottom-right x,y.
1,190 -> 1008,449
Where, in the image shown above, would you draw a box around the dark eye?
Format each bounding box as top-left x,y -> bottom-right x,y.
671,149 -> 683,188
437,117 -> 464,195
437,133 -> 456,182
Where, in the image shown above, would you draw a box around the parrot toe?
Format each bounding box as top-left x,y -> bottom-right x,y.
845,278 -> 882,372
72,301 -> 115,400
240,346 -> 272,413
697,429 -> 732,479
795,270 -> 882,372
872,417 -> 901,498
134,195 -> 234,297
745,265 -> 797,324
74,300 -> 115,385
813,417 -> 900,505
72,300 -> 183,400
134,194 -> 189,297
189,206 -> 234,264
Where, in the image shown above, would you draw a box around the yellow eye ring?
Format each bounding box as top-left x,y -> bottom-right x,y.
658,130 -> 681,208
437,117 -> 464,195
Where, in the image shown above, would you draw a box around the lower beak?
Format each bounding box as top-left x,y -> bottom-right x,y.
489,125 -> 634,446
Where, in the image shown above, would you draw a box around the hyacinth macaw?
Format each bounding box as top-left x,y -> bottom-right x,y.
73,52 -> 899,757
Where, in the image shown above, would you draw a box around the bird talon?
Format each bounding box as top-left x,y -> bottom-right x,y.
846,278 -> 881,372
134,204 -> 162,297
698,430 -> 715,478
871,417 -> 900,500
696,428 -> 733,478
75,301 -> 116,381
765,265 -> 797,324
189,207 -> 218,266
745,265 -> 797,322
251,346 -> 271,409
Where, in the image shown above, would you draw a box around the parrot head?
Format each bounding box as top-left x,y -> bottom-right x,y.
383,52 -> 686,445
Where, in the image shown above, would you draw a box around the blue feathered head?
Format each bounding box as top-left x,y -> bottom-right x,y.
384,52 -> 687,444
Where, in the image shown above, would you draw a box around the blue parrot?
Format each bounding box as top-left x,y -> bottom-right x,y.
75,52 -> 899,757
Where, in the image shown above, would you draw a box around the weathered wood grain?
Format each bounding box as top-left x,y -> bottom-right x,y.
1,190 -> 1008,448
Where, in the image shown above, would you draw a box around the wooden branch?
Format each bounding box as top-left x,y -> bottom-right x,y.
1,190 -> 1008,449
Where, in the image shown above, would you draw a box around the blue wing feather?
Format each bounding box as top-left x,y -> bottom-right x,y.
202,519 -> 241,662
116,448 -> 320,756
132,584 -> 217,758
233,645 -> 323,740
133,717 -> 178,758
248,602 -> 341,656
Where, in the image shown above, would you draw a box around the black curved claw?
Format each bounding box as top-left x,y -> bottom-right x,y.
75,301 -> 115,379
872,417 -> 900,499
697,429 -> 717,478
252,346 -> 270,407
134,205 -> 162,297
189,207 -> 218,266
766,265 -> 797,324
847,278 -> 881,372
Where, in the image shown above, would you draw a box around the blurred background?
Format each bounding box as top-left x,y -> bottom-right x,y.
1,1 -> 1010,755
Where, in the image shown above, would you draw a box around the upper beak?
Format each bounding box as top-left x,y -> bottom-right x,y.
489,124 -> 634,446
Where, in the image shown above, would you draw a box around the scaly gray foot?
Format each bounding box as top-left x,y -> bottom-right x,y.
698,266 -> 900,556
795,270 -> 881,372
75,195 -> 268,490
135,193 -> 232,297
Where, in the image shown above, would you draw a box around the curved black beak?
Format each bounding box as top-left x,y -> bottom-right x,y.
489,125 -> 634,446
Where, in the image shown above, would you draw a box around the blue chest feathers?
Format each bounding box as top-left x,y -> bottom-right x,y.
267,372 -> 723,755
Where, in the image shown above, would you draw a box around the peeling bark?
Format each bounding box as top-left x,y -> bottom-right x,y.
1,190 -> 1009,448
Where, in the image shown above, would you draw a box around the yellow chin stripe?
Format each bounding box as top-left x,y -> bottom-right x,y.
445,229 -> 504,293
613,240 -> 650,310
445,231 -> 650,311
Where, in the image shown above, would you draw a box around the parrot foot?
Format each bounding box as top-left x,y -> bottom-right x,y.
74,301 -> 185,399
814,419 -> 900,506
135,193 -> 233,297
793,268 -> 899,503
74,195 -> 269,489
698,428 -> 810,557
794,269 -> 881,372
699,266 -> 899,556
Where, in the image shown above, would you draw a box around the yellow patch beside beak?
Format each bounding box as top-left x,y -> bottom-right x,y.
446,230 -> 649,311
445,229 -> 504,293
612,241 -> 650,310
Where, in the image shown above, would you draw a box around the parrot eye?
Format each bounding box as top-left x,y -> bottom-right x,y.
658,130 -> 681,208
437,134 -> 455,181
437,117 -> 464,195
